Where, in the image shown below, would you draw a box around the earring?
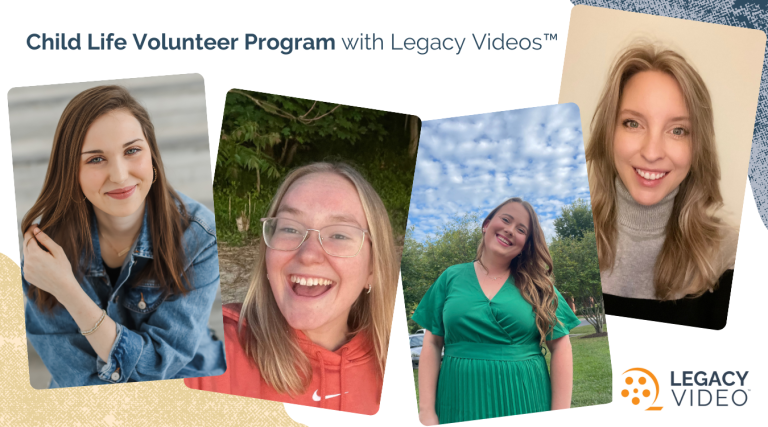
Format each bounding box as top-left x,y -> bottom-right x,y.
482,228 -> 486,233
152,167 -> 157,183
367,284 -> 372,294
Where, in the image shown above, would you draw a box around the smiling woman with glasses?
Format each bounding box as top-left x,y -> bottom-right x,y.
186,162 -> 398,415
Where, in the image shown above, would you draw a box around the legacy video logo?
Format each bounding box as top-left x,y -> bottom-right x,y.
621,367 -> 751,410
670,370 -> 749,407
621,368 -> 663,411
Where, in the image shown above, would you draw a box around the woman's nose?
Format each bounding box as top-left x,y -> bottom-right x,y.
297,230 -> 326,264
108,158 -> 129,183
640,130 -> 665,163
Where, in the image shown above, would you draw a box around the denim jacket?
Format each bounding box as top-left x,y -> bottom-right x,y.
22,193 -> 226,388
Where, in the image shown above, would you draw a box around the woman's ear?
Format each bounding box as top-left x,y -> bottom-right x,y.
367,264 -> 375,293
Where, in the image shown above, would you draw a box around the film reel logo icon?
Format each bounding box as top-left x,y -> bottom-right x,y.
621,368 -> 663,411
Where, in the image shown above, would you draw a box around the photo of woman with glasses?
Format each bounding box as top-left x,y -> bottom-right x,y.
19,84 -> 226,388
185,162 -> 398,415
413,198 -> 580,425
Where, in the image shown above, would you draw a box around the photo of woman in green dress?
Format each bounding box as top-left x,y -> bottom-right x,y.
413,197 -> 580,424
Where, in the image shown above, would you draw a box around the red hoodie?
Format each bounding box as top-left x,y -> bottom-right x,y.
184,303 -> 382,415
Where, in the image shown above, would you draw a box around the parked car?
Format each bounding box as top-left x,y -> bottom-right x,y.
410,332 -> 443,369
410,334 -> 424,369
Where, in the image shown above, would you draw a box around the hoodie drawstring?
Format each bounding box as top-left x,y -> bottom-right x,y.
316,351 -> 327,409
340,347 -> 348,412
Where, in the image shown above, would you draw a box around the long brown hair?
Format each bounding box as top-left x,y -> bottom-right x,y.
239,162 -> 398,395
22,85 -> 191,311
476,198 -> 558,347
586,43 -> 723,299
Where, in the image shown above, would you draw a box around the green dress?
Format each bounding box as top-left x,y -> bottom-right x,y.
412,262 -> 580,424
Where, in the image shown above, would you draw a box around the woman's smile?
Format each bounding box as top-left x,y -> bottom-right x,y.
495,233 -> 513,247
288,274 -> 337,298
633,167 -> 670,187
105,185 -> 138,200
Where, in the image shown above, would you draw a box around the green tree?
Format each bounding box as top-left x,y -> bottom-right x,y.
549,198 -> 604,334
549,231 -> 605,333
212,90 -> 418,244
217,119 -> 282,194
221,89 -> 390,171
402,214 -> 482,333
553,198 -> 594,240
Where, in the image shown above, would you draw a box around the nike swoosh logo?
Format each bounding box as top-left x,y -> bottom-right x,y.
312,390 -> 349,401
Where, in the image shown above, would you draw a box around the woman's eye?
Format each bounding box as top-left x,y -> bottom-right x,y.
502,218 -> 510,223
671,127 -> 689,137
329,233 -> 351,240
278,227 -> 301,234
87,157 -> 104,164
126,147 -> 140,155
623,119 -> 640,129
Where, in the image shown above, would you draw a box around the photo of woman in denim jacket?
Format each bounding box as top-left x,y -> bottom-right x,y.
19,85 -> 226,388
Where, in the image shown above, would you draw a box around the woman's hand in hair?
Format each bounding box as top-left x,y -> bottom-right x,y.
24,225 -> 119,362
22,226 -> 79,301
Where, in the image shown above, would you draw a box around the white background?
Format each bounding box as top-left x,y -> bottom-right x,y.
0,1 -> 763,426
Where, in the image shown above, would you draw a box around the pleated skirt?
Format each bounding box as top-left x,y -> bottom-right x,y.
435,354 -> 551,424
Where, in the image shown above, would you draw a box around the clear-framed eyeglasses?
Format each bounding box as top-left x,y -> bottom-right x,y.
261,217 -> 370,258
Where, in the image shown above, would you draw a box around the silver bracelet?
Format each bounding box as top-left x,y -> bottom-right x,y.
80,309 -> 107,336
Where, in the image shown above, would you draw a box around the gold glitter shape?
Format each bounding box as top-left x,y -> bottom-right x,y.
0,253 -> 305,426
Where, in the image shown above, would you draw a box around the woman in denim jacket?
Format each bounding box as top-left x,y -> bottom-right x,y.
21,86 -> 226,388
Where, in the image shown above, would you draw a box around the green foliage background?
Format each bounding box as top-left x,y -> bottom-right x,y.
213,90 -> 419,245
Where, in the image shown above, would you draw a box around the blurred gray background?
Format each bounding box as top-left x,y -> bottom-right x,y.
7,74 -> 224,389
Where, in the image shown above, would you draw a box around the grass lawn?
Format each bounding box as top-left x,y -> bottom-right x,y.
412,325 -> 611,409
570,323 -> 608,335
413,369 -> 419,403
545,333 -> 612,407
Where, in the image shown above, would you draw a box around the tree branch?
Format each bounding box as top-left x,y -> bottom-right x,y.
230,89 -> 341,125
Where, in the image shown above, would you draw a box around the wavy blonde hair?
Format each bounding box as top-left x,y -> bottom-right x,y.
238,162 -> 398,395
476,198 -> 558,346
586,43 -> 723,299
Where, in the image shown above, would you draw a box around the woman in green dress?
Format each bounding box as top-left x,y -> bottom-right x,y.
413,198 -> 580,424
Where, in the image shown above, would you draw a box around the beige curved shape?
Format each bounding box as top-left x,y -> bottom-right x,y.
0,253 -> 305,426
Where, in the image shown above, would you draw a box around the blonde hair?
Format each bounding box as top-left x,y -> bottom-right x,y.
586,43 -> 723,299
238,162 -> 398,395
476,198 -> 558,347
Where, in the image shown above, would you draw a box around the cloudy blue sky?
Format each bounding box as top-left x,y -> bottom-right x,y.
408,103 -> 589,242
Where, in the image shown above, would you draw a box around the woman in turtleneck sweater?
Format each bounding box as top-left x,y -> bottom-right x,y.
587,43 -> 737,329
